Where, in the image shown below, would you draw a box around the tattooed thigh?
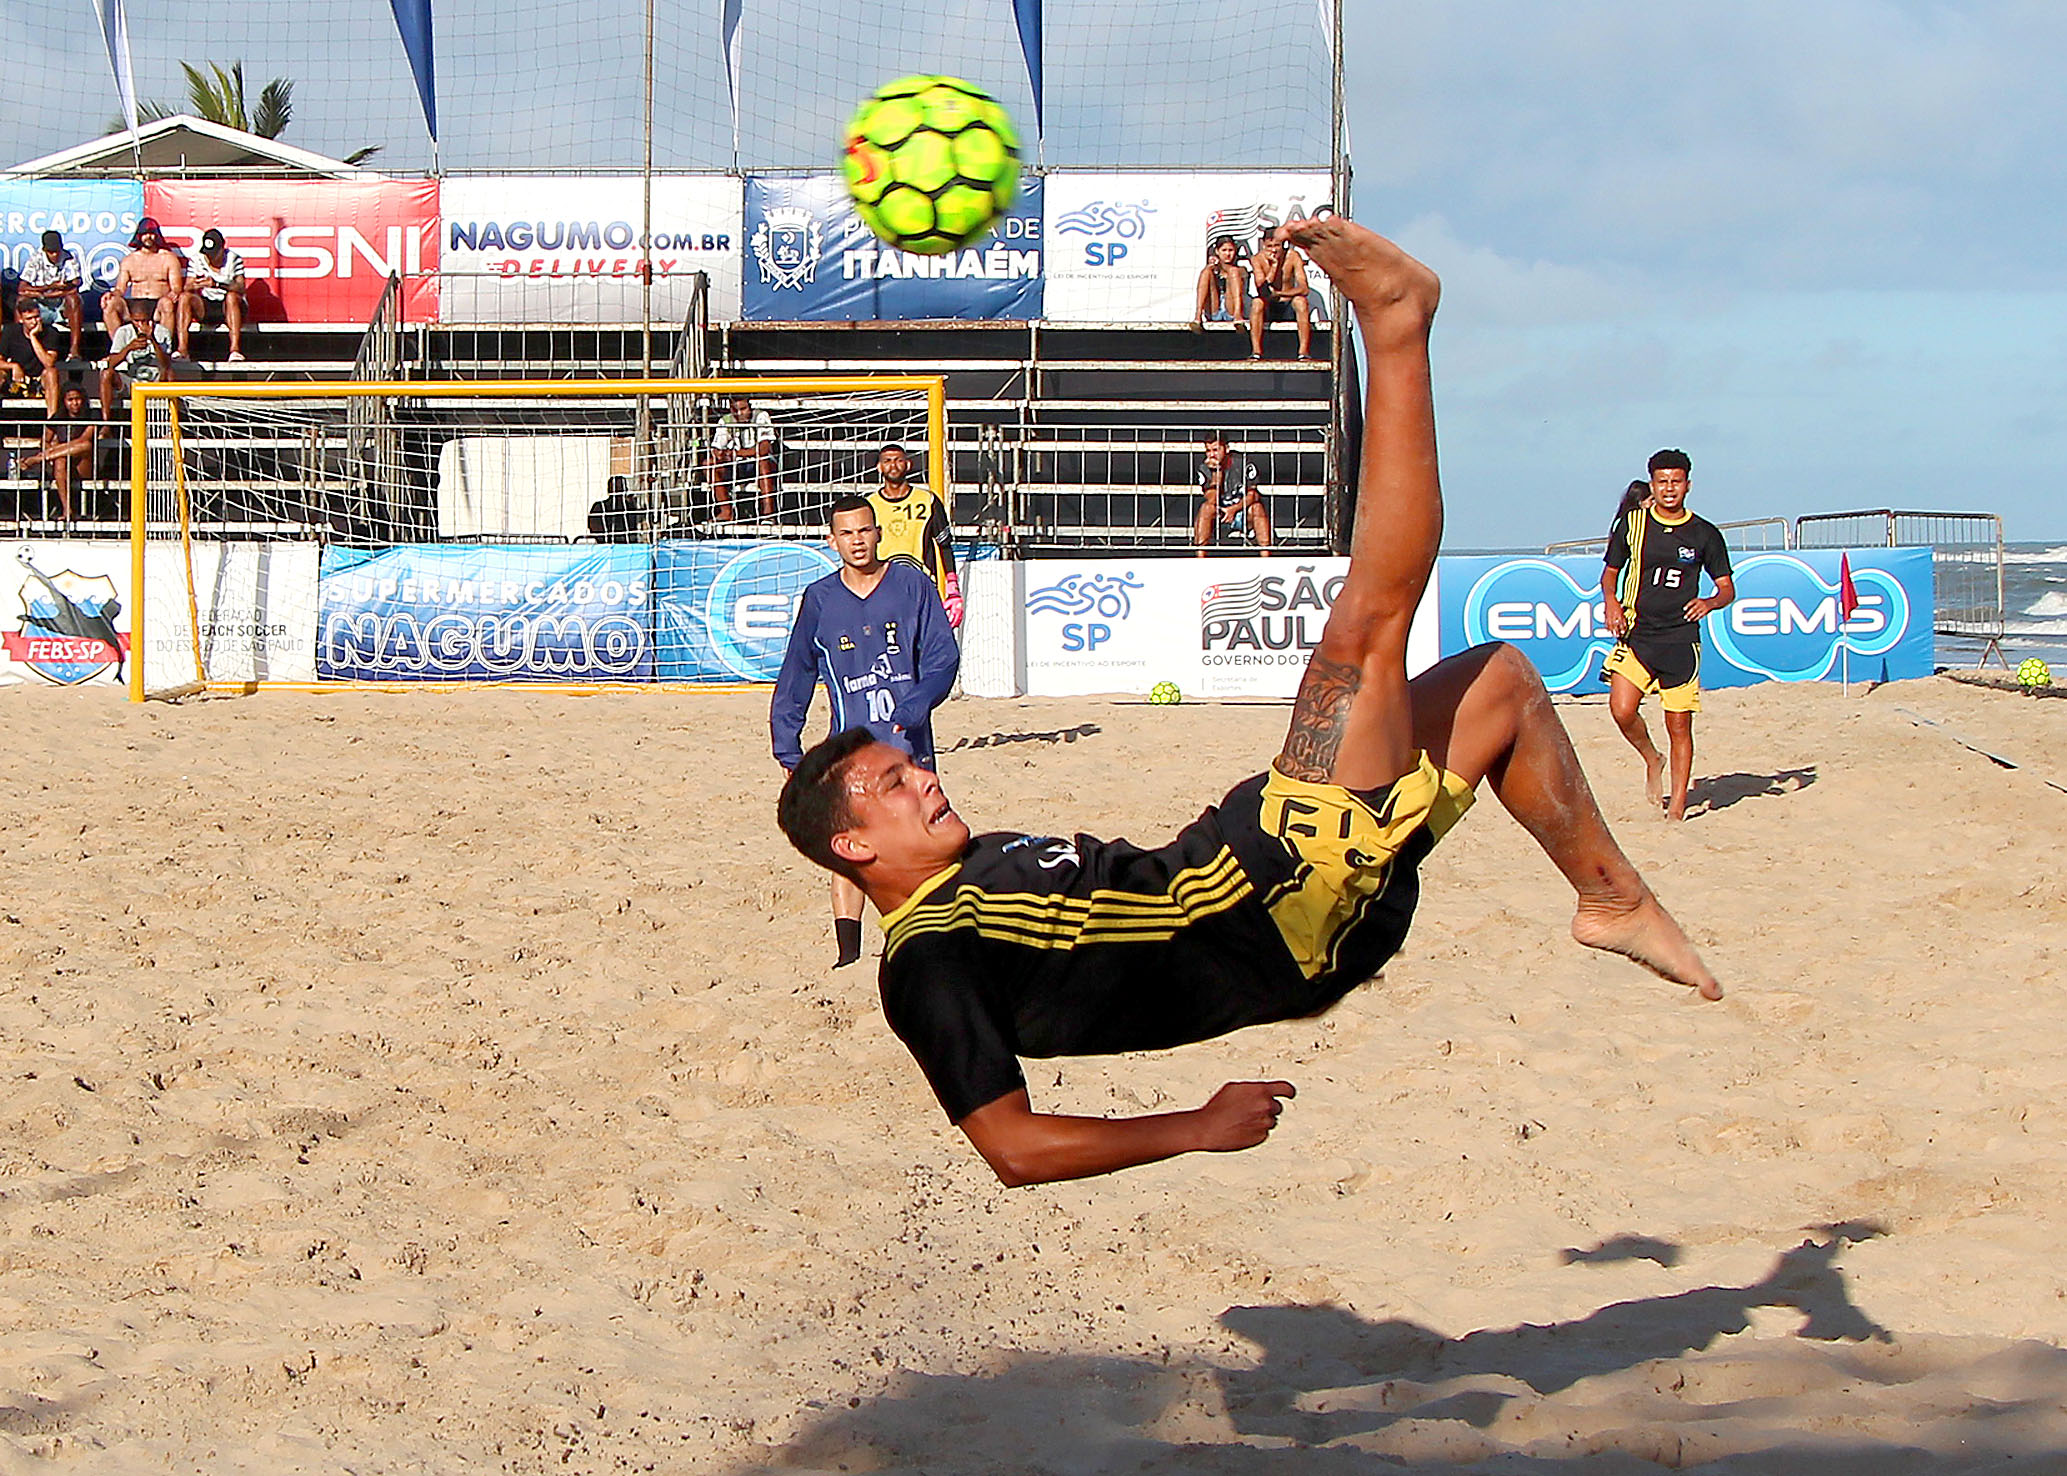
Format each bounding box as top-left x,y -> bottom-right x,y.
1276,654 -> 1363,782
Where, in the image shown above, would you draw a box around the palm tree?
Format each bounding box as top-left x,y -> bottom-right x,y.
127,61 -> 382,165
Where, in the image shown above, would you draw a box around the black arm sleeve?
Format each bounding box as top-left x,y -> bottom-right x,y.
879,938 -> 1027,1124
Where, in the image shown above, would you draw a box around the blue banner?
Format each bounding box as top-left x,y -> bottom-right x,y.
742,173 -> 1043,322
654,541 -> 838,681
318,545 -> 654,682
1438,548 -> 1934,691
0,180 -> 143,287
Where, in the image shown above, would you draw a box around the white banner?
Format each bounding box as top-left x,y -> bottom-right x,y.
1020,558 -> 1438,699
441,176 -> 743,323
1043,172 -> 1336,324
3,540 -> 318,689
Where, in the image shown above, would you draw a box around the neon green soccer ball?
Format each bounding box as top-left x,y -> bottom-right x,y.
843,75 -> 1021,255
2016,657 -> 2052,691
1149,681 -> 1183,706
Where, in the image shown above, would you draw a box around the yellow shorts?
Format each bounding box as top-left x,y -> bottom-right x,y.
1252,753 -> 1474,981
1603,641 -> 1702,713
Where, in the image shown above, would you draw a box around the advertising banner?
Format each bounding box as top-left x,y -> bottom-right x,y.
144,179 -> 440,323
318,545 -> 653,682
1021,557 -> 1439,699
2,542 -> 132,687
1043,172 -> 1335,324
141,542 -> 320,686
440,176 -> 743,323
0,180 -> 143,288
1438,549 -> 1934,693
653,540 -> 838,682
742,174 -> 1043,322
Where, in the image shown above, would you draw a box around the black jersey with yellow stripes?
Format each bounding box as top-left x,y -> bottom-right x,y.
1604,508 -> 1732,643
877,775 -> 1376,1123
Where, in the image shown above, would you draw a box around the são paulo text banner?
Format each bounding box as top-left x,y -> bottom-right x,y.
742,174 -> 1043,321
1438,549 -> 1934,693
317,545 -> 654,682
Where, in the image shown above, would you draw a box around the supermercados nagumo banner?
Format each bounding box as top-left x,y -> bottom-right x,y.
1438,549 -> 1934,693
1021,558 -> 1440,699
317,545 -> 653,682
0,180 -> 142,289
1043,172 -> 1335,324
3,541 -> 317,688
742,174 -> 1043,321
145,179 -> 439,323
441,176 -> 743,323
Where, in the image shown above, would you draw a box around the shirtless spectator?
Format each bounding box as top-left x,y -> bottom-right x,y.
98,311 -> 172,422
17,230 -> 85,360
103,218 -> 183,342
1248,233 -> 1314,361
18,385 -> 98,524
1193,235 -> 1246,330
178,228 -> 248,361
2,301 -> 62,416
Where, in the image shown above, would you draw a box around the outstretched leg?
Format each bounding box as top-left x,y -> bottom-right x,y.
1608,674 -> 1667,811
1413,642 -> 1721,998
1273,216 -> 1441,793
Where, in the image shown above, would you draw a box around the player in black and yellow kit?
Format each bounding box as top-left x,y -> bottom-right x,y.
866,444 -> 963,628
1600,449 -> 1736,821
778,218 -> 1721,1187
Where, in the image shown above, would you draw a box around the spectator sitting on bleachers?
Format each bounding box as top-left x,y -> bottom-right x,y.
103,217 -> 184,342
587,475 -> 645,543
708,394 -> 779,521
1248,234 -> 1314,361
17,230 -> 85,360
1193,235 -> 1246,330
178,228 -> 248,361
17,385 -> 98,524
1193,430 -> 1272,553
98,310 -> 173,422
3,300 -> 61,416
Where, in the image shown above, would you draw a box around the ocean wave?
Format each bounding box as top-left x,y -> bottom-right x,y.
2004,545 -> 2067,564
2002,619 -> 2067,638
2028,593 -> 2067,619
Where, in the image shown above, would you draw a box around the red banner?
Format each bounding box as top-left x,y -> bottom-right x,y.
144,179 -> 440,324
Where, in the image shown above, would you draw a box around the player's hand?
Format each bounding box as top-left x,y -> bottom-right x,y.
1603,599 -> 1629,637
1682,596 -> 1718,622
942,572 -> 965,629
1192,1080 -> 1295,1152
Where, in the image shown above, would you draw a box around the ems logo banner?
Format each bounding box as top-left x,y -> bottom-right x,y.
318,545 -> 654,682
741,174 -> 1043,322
653,541 -> 838,682
1438,549 -> 1934,692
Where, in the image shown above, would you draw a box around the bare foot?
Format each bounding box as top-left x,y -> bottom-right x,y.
1281,216 -> 1438,341
1572,888 -> 1723,1000
1643,752 -> 1666,811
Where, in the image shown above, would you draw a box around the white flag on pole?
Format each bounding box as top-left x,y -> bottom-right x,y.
92,0 -> 140,135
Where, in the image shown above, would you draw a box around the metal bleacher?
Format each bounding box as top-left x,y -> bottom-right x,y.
5,276 -> 1351,555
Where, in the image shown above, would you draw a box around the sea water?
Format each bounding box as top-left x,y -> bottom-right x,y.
1941,542 -> 2067,669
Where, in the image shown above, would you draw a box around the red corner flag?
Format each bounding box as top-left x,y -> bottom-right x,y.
1838,553 -> 1860,626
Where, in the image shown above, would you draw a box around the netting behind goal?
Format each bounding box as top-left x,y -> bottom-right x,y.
130,376 -> 944,696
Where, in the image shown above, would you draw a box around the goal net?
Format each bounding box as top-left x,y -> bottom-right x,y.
127,376 -> 946,697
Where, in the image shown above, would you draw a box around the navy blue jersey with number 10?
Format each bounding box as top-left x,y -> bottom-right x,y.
770,561 -> 961,772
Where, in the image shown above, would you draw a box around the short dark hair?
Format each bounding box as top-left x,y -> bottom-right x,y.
776,727 -> 879,881
829,493 -> 874,524
1209,234 -> 1238,253
1203,429 -> 1229,446
1648,448 -> 1692,475
878,442 -> 906,457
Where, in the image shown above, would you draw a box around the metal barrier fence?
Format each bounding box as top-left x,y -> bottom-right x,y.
1544,516 -> 1793,559
1795,509 -> 2004,655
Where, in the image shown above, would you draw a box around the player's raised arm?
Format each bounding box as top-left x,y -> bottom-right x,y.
958,1082 -> 1295,1187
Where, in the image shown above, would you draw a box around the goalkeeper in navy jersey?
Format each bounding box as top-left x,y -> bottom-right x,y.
1600,448 -> 1735,822
776,218 -> 1721,1189
772,495 -> 960,967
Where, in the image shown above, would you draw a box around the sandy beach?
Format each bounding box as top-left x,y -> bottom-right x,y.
0,673 -> 2062,1474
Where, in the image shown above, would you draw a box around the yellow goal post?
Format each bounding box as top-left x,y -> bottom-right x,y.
126,375 -> 950,700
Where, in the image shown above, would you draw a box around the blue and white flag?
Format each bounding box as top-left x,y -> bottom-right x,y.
1011,0 -> 1043,138
90,0 -> 139,136
722,0 -> 745,159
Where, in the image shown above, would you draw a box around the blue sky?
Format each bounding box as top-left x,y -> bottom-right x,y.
1348,2 -> 2067,544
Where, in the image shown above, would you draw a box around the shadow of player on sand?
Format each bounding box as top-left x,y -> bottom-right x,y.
732,1223 -> 2067,1474
1689,765 -> 1817,814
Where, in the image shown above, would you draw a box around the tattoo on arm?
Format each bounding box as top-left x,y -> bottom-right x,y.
1276,654 -> 1362,782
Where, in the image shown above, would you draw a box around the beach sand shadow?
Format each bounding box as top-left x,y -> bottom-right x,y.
1691,765 -> 1817,813
944,722 -> 1103,753
731,1226 -> 2067,1474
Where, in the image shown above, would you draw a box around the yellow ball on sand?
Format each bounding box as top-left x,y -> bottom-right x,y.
1149,681 -> 1183,705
